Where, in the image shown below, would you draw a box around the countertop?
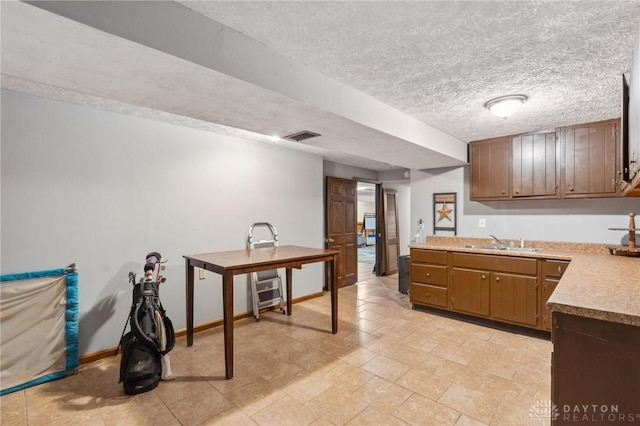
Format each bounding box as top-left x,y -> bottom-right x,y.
409,236 -> 640,327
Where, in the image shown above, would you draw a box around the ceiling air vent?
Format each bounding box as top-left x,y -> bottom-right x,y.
282,130 -> 321,142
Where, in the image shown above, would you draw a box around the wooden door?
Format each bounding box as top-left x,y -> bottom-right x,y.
490,273 -> 538,327
563,119 -> 620,197
450,268 -> 490,316
325,176 -> 357,288
470,137 -> 510,200
382,190 -> 399,275
512,132 -> 558,197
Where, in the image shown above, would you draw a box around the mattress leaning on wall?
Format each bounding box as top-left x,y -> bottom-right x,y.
0,264 -> 79,395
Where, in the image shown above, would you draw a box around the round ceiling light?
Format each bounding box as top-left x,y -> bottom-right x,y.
485,95 -> 528,118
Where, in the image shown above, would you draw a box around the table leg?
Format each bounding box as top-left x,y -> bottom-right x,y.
222,270 -> 234,379
186,259 -> 194,346
286,268 -> 293,316
331,254 -> 338,334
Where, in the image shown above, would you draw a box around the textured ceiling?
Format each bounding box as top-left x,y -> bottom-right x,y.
181,1 -> 640,142
2,1 -> 639,171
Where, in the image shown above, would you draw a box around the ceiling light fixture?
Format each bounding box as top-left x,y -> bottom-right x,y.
485,95 -> 528,118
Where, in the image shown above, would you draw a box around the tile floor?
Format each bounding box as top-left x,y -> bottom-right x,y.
1,264 -> 552,425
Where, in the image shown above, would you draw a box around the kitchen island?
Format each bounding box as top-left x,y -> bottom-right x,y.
409,236 -> 640,424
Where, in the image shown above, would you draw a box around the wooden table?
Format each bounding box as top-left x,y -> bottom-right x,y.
184,245 -> 339,379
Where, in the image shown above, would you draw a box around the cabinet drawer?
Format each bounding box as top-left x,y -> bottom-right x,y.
543,260 -> 570,278
411,264 -> 447,286
410,284 -> 447,308
452,252 -> 537,275
411,249 -> 447,265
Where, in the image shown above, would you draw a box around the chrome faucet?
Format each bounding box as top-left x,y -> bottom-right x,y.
489,234 -> 504,246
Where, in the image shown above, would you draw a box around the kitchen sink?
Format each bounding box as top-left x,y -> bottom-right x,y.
464,245 -> 542,253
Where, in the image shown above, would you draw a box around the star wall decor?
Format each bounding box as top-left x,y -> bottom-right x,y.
437,202 -> 453,223
433,192 -> 457,235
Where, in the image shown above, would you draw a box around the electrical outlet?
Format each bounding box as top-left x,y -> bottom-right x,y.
199,268 -> 206,280
479,218 -> 486,228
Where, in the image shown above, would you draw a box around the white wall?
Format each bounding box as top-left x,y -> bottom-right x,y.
1,90 -> 324,356
411,166 -> 639,245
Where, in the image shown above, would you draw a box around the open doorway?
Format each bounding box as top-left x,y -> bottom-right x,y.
356,182 -> 377,277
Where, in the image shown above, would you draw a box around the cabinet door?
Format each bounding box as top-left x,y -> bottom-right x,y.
470,138 -> 510,200
563,120 -> 620,197
541,278 -> 559,331
490,273 -> 538,327
512,132 -> 558,197
450,268 -> 490,316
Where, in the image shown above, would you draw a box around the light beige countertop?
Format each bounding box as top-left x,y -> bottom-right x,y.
409,236 -> 640,327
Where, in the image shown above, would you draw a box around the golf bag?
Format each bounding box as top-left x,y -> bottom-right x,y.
119,252 -> 175,395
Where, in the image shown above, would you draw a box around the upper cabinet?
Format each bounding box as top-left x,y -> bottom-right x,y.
512,132 -> 558,198
561,119 -> 622,198
469,137 -> 510,200
469,119 -> 624,201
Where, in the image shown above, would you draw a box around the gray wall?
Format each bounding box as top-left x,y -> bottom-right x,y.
411,166 -> 639,245
1,90 -> 324,356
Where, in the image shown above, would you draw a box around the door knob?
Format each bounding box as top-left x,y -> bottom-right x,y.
325,238 -> 334,243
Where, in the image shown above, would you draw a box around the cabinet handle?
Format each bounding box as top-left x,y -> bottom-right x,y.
501,190 -> 506,195
495,276 -> 500,282
425,293 -> 430,297
568,186 -> 574,192
426,273 -> 430,277
481,274 -> 486,280
515,189 -> 520,194
558,265 -> 562,275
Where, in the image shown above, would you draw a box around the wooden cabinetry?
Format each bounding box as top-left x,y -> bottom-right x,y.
470,137 -> 510,200
561,119 -> 622,197
552,312 -> 640,424
450,253 -> 538,327
512,132 -> 559,198
409,249 -> 448,308
411,249 -> 556,330
451,268 -> 490,316
469,119 -> 624,200
540,259 -> 570,331
491,273 -> 538,327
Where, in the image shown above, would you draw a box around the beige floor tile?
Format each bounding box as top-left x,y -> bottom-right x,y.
335,346 -> 379,368
252,395 -> 320,426
278,370 -> 333,403
17,269 -> 553,426
0,391 -> 27,426
396,368 -> 453,401
323,361 -> 375,393
225,377 -> 287,416
431,341 -> 479,366
361,355 -> 411,382
438,383 -> 503,424
305,386 -> 369,425
167,384 -> 235,426
199,407 -> 257,425
351,376 -> 412,414
455,414 -> 489,425
99,391 -> 179,426
346,405 -> 410,425
393,393 -> 461,426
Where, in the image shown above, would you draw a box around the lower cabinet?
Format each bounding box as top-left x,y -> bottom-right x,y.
410,249 -> 563,331
490,273 -> 537,327
450,268 -> 490,316
552,312 -> 640,424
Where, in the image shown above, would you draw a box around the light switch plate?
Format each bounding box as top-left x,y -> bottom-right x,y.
479,218 -> 486,228
199,268 -> 206,280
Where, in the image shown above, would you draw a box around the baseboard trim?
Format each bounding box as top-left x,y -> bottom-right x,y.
79,291 -> 325,365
